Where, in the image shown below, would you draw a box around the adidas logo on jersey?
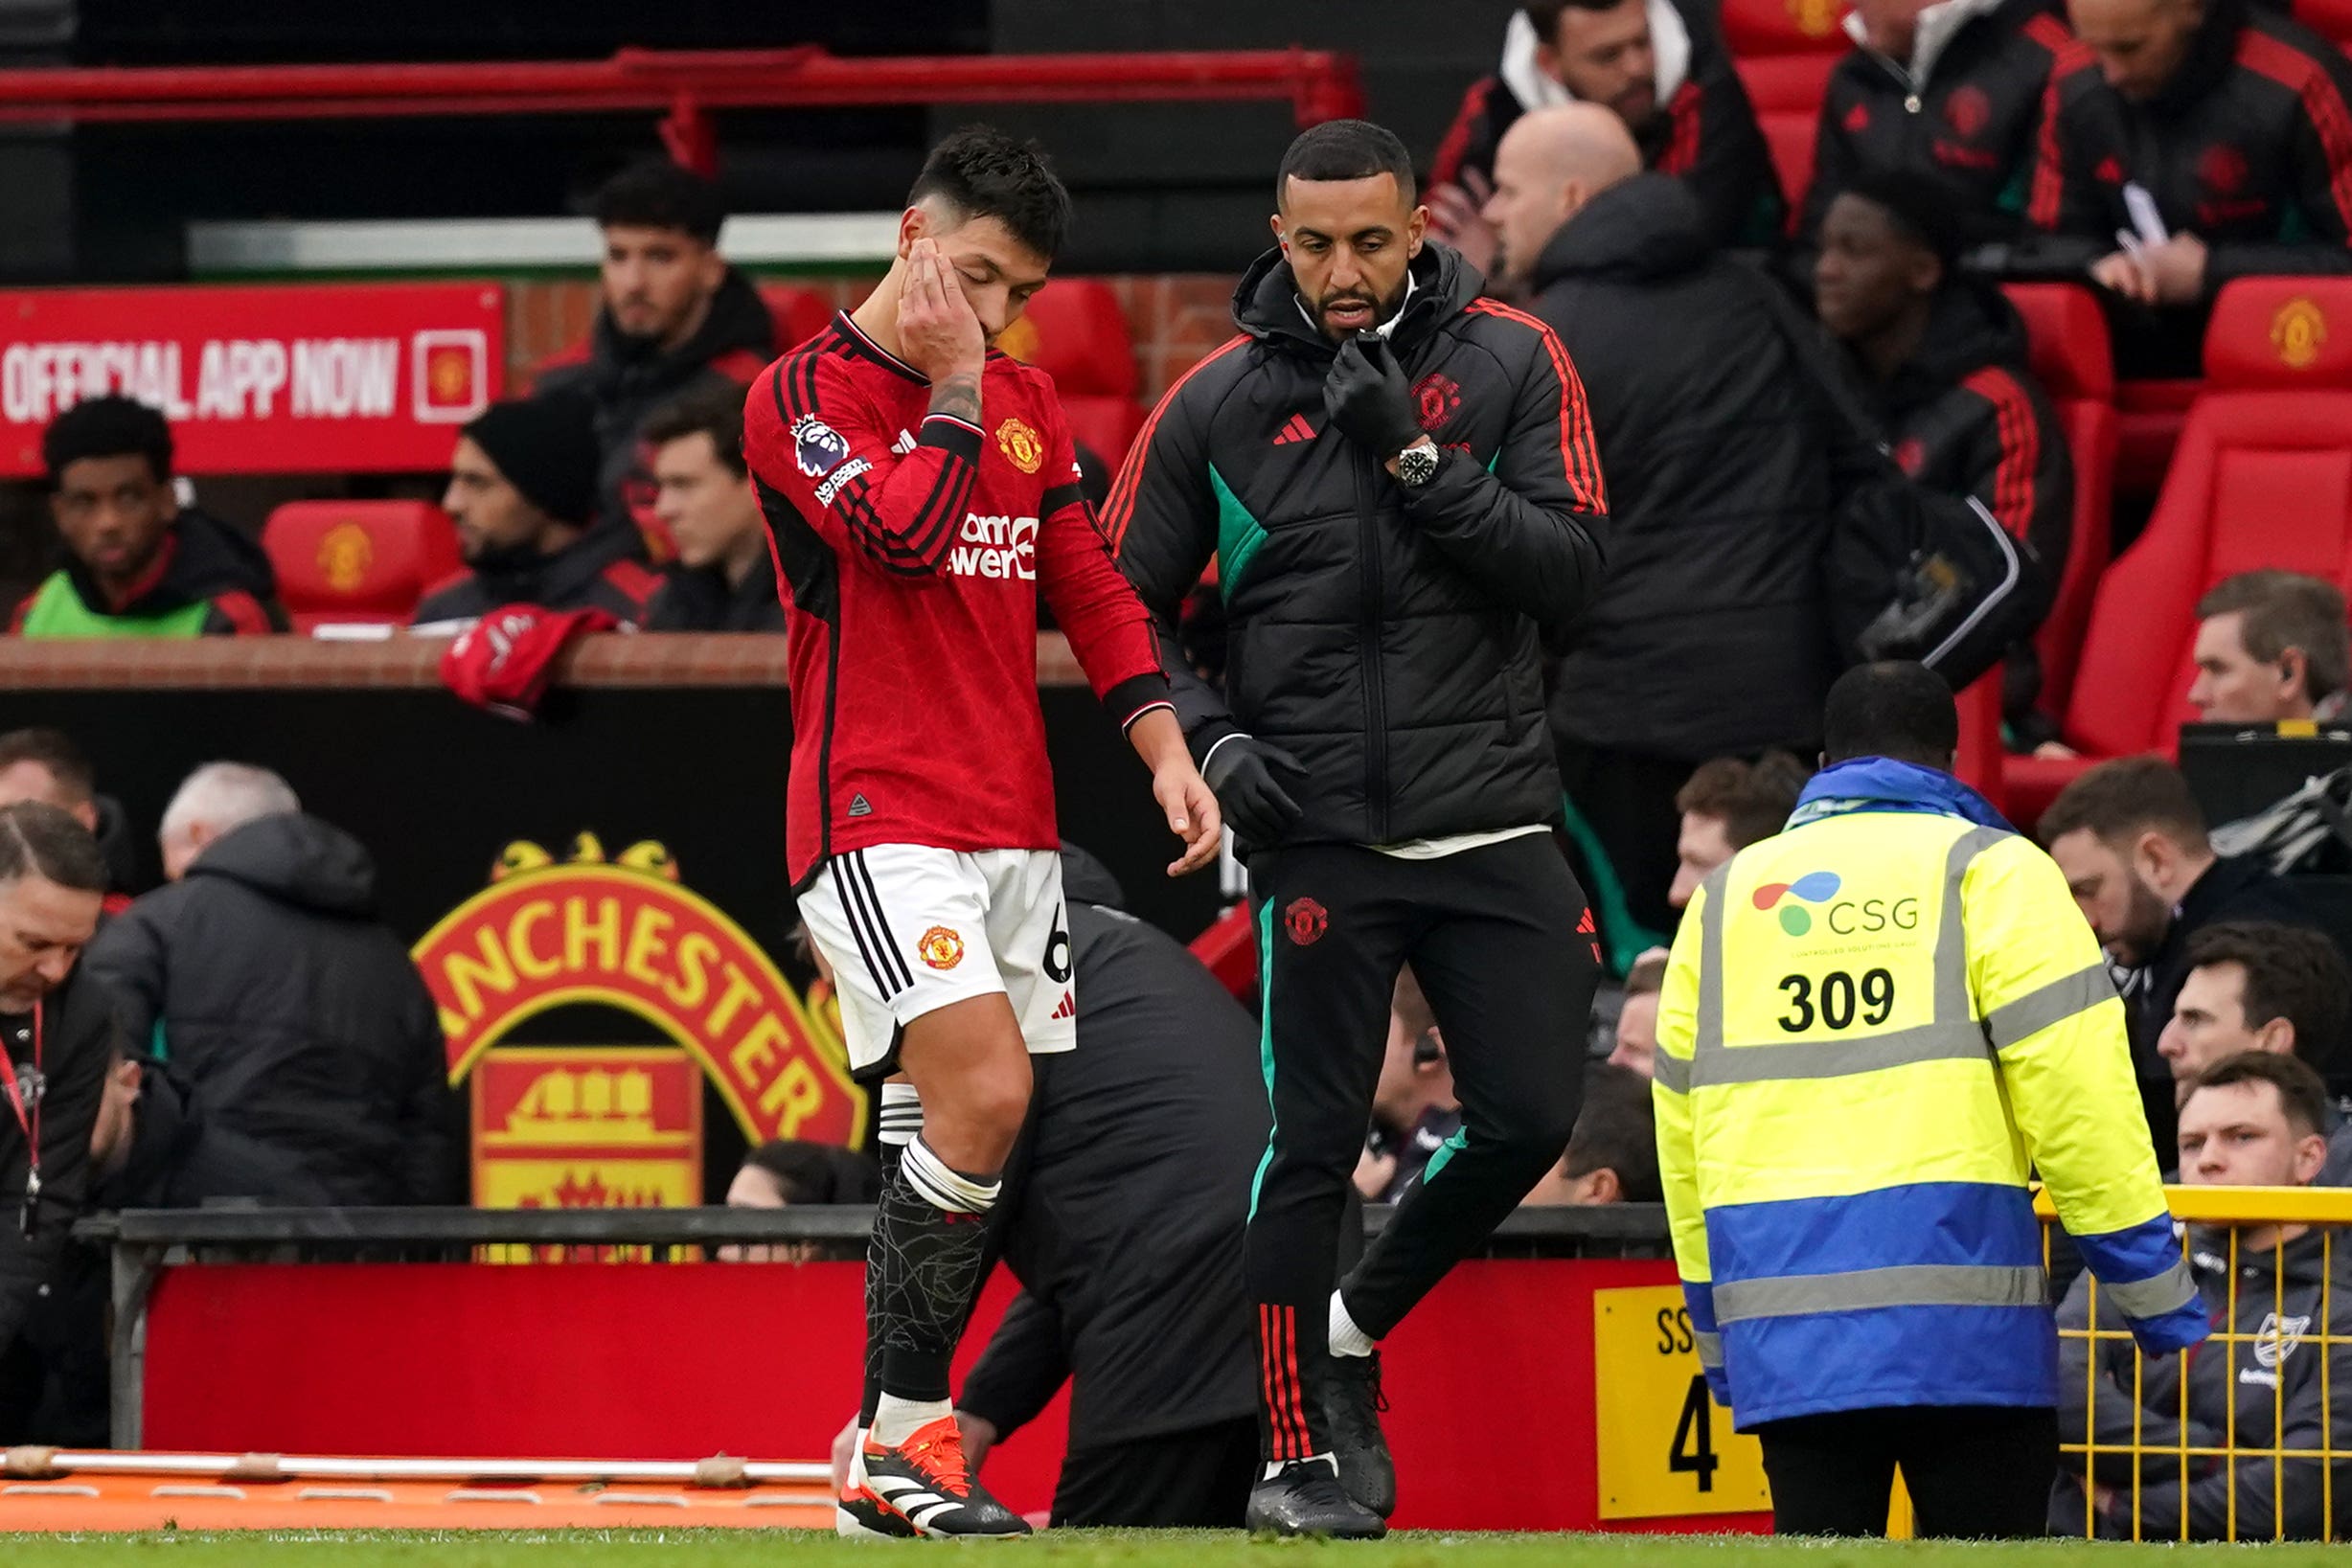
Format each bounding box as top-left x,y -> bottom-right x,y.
1049,991 -> 1076,1020
848,794 -> 874,818
891,428 -> 918,455
1272,414 -> 1316,445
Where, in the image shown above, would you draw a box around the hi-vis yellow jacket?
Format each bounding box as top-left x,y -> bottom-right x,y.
1654,759 -> 2211,1428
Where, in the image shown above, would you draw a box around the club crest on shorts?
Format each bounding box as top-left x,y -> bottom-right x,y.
918,925 -> 966,970
1284,897 -> 1328,946
995,416 -> 1044,474
792,414 -> 852,478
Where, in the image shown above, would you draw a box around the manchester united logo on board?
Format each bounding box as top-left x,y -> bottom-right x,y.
2273,297 -> 2328,370
995,417 -> 1044,474
919,925 -> 967,970
1285,898 -> 1329,946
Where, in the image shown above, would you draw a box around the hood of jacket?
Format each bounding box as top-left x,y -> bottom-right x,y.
1057,843 -> 1128,912
583,266 -> 774,396
62,506 -> 278,620
1842,0 -> 2012,82
188,812 -> 379,918
1872,280 -> 2032,418
1531,172 -> 1715,290
1788,756 -> 2016,831
455,519 -> 641,612
1232,240 -> 1482,359
1499,0 -> 1692,118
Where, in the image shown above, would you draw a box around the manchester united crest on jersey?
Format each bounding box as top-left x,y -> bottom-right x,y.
995,417 -> 1044,474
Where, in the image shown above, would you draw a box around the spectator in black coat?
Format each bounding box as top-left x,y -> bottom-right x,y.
82,762 -> 463,1207
1488,103 -> 1875,936
0,803 -> 119,1439
639,385 -> 784,633
536,160 -> 775,554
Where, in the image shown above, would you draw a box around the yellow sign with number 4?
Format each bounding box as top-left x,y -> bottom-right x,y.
1593,1284 -> 1771,1519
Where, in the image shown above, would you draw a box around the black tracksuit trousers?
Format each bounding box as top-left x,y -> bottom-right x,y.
1244,834 -> 1597,1464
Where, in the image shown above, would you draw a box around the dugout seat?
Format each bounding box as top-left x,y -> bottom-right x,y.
2295,0 -> 2352,50
2001,276 -> 2352,828
759,284 -> 840,353
2000,283 -> 2117,718
997,279 -> 1147,469
264,500 -> 464,631
1722,0 -> 1848,224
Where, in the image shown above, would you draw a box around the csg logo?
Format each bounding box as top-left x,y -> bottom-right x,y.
1756,873 -> 1921,937
1753,872 -> 1840,935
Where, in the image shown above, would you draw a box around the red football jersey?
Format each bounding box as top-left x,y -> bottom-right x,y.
745,312 -> 1171,886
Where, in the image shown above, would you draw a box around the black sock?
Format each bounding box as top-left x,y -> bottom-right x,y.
870,1139 -> 996,1406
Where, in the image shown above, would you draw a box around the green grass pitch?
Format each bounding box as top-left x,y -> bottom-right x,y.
3,1533 -> 2346,1564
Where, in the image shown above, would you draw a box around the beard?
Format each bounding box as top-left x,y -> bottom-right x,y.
2109,877 -> 2175,968
1313,273 -> 1412,338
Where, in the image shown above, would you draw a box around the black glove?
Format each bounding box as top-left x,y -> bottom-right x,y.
1202,737 -> 1307,852
1322,332 -> 1425,460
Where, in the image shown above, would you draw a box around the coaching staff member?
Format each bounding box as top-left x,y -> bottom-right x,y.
1109,119 -> 1608,1537
1654,662 -> 2208,1538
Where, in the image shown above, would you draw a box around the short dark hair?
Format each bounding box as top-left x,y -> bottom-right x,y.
2197,570 -> 2351,705
1524,0 -> 1646,40
1675,750 -> 1811,851
741,1140 -> 883,1205
43,395 -> 172,487
0,729 -> 95,805
1274,119 -> 1418,210
2038,756 -> 2209,855
2187,1050 -> 2333,1140
641,384 -> 748,479
1562,1062 -> 1660,1201
1821,661 -> 1959,768
0,801 -> 106,893
2182,920 -> 2350,1075
591,160 -> 726,246
907,125 -> 1073,263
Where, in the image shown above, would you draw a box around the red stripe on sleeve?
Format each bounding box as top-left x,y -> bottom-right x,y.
2237,27 -> 2352,234
1657,80 -> 1704,176
2027,45 -> 2098,230
208,590 -> 276,635
1464,297 -> 1610,513
1961,367 -> 2040,539
1431,78 -> 1496,189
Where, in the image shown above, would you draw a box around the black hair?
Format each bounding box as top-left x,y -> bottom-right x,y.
1834,170 -> 1969,270
641,383 -> 748,479
907,125 -> 1074,263
0,801 -> 106,893
2040,756 -> 2209,854
0,729 -> 95,805
2189,1051 -> 2333,1141
1821,661 -> 1958,768
591,159 -> 727,246
1274,119 -> 1417,209
43,395 -> 172,487
2182,921 -> 2351,1078
1562,1062 -> 1661,1201
740,1140 -> 884,1204
1525,0 -> 1646,34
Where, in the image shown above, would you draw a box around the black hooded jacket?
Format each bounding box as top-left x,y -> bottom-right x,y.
536,267 -> 776,549
1528,175 -> 1860,760
1108,242 -> 1608,848
642,554 -> 785,632
81,814 -> 464,1208
10,508 -> 287,637
408,524 -> 661,626
0,964 -> 117,1396
1847,282 -> 2072,725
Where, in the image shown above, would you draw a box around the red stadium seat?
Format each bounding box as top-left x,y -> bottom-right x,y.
2000,283 -> 2117,716
264,500 -> 463,631
996,279 -> 1146,469
2002,277 -> 2352,828
2114,377 -> 2200,495
2296,0 -> 2352,51
1722,0 -> 1846,226
758,283 -> 839,353
1954,672 -> 2007,814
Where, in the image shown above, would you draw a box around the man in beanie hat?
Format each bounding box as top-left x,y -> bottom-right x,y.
411,393 -> 660,626
1816,171 -> 2072,743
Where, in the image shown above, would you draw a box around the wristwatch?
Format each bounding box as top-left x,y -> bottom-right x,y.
1394,437 -> 1440,489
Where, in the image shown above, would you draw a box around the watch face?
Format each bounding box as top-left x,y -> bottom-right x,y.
1400,445 -> 1439,484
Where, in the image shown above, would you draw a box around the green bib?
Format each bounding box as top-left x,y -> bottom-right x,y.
14,573 -> 212,639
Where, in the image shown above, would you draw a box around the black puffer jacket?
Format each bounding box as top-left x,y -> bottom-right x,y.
536,266 -> 776,549
81,813 -> 464,1208
1529,175 -> 1854,760
0,965 -> 116,1379
1108,242 -> 1608,847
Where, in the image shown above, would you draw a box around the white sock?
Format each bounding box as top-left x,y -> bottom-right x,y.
879,1081 -> 923,1149
1329,1291 -> 1375,1358
901,1135 -> 1000,1215
1265,1453 -> 1339,1482
871,1393 -> 954,1446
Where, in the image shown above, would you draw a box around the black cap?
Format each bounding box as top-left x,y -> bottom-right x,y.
1838,169 -> 1969,269
461,394 -> 601,527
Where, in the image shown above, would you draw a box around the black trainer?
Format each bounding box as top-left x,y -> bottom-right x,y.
1325,1349 -> 1397,1517
1245,1459 -> 1388,1539
861,1416 -> 1029,1538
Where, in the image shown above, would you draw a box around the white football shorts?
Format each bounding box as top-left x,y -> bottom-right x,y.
798,845 -> 1077,1079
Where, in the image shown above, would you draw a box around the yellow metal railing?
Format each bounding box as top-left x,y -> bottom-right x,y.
2036,1185 -> 2352,1543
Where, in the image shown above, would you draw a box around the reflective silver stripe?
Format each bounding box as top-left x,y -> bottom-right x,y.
2101,1258 -> 2200,1321
1983,961 -> 2116,1053
1935,826 -> 2012,1024
1712,1262 -> 2046,1324
1694,864 -> 1732,1057
1652,1050 -> 1692,1094
1686,1019 -> 1991,1087
1694,1329 -> 1723,1370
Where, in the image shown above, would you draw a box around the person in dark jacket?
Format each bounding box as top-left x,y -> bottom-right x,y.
1428,0 -> 1785,258
2053,1053 -> 2352,1540
1817,173 -> 2073,739
1800,0 -> 2073,251
411,395 -> 660,626
11,396 -> 285,638
81,763 -> 463,1207
0,728 -> 139,916
0,803 -> 118,1440
536,160 -> 776,557
1490,104 -> 1879,938
2021,0 -> 2352,371
950,847 -> 1268,1529
1109,119 -> 1605,1538
638,385 -> 784,632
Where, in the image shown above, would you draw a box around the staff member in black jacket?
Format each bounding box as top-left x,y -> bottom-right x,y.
0,802 -> 118,1436
1110,119 -> 1607,1538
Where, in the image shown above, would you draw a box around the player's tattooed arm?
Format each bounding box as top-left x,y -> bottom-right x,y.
929,370 -> 982,427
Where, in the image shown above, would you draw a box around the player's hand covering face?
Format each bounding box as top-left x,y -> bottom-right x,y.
896,239 -> 989,382
903,207 -> 1051,349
